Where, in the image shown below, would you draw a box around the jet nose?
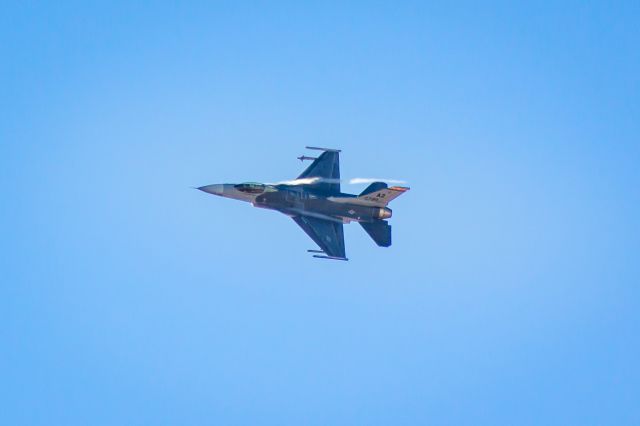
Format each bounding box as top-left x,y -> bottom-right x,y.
197,184 -> 225,195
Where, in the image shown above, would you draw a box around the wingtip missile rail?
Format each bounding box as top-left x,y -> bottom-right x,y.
313,255 -> 349,261
305,146 -> 342,153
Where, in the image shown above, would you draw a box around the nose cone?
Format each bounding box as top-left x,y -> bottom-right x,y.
197,184 -> 225,196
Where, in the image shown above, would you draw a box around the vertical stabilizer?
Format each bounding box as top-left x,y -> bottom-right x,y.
360,182 -> 388,196
357,185 -> 410,206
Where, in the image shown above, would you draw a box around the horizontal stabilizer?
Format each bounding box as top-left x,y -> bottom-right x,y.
360,220 -> 392,247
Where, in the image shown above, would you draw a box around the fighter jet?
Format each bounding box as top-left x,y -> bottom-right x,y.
197,147 -> 409,261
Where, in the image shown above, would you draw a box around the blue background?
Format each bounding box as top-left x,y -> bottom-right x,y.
2,2 -> 639,425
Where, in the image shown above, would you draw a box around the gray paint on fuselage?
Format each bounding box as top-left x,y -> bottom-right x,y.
199,182 -> 389,224
253,185 -> 384,224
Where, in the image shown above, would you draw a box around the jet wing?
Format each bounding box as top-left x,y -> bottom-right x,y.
297,150 -> 341,195
292,216 -> 346,259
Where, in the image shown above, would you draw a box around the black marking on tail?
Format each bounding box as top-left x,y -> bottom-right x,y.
359,182 -> 388,196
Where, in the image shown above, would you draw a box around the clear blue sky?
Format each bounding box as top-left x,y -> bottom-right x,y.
1,2 -> 639,425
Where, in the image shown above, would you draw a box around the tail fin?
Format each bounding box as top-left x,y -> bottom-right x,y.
357,184 -> 410,207
360,182 -> 388,196
360,220 -> 392,247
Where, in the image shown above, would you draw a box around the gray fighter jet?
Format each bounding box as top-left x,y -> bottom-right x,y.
197,147 -> 409,261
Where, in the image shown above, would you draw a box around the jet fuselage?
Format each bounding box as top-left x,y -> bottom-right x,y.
198,183 -> 392,224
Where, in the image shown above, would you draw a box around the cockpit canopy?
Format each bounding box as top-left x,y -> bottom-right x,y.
234,182 -> 266,194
